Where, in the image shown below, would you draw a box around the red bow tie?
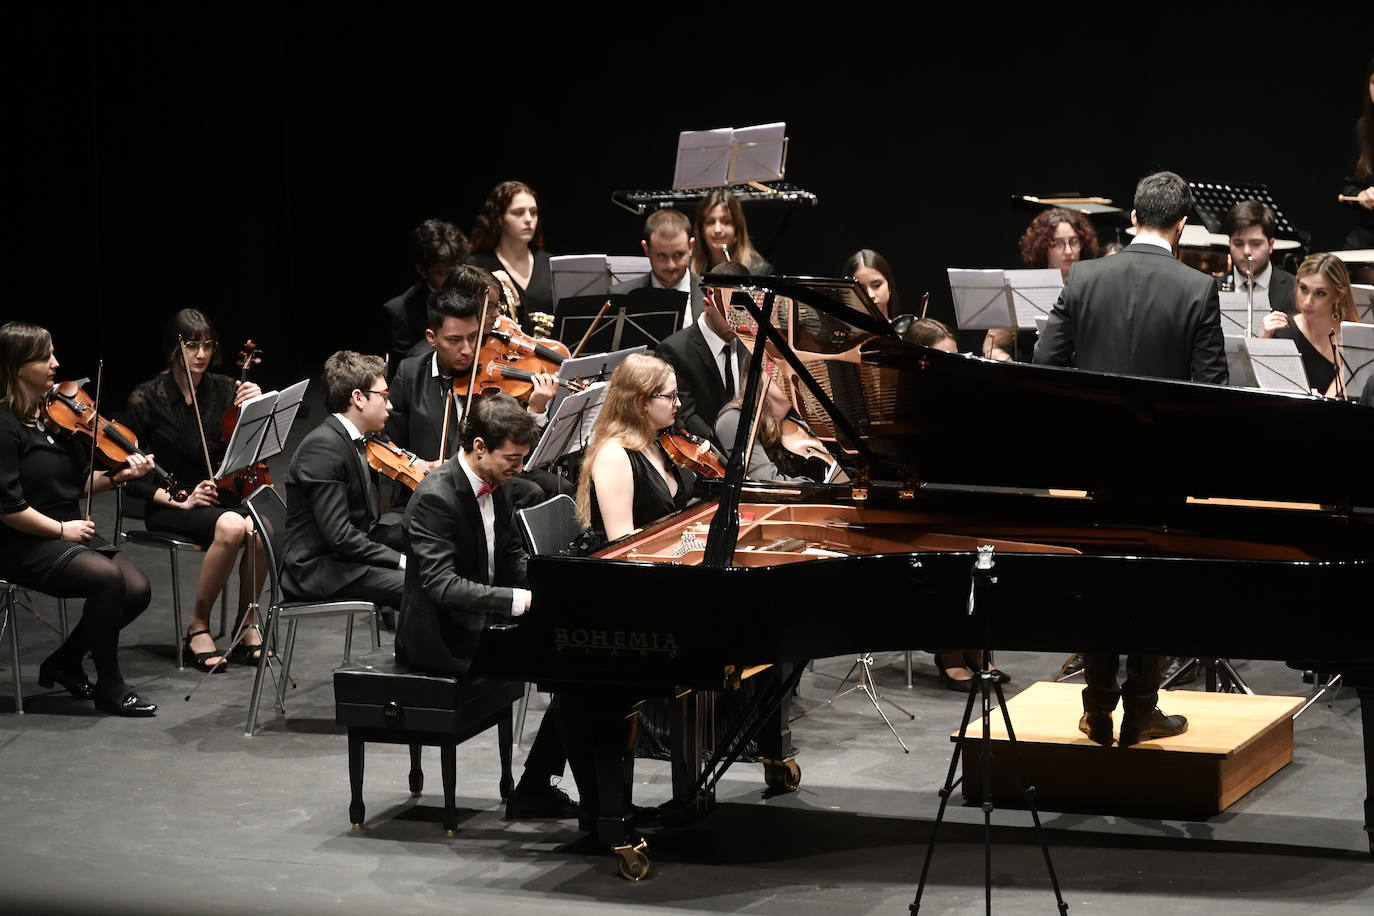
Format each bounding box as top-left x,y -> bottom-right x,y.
475,481 -> 495,499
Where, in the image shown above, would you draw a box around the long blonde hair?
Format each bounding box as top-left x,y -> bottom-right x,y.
575,354 -> 675,526
1297,253 -> 1357,323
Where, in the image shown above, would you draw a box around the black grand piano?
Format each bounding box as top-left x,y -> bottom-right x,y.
476,274 -> 1374,872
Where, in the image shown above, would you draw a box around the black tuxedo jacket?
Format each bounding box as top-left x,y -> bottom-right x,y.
381,281 -> 431,374
1034,243 -> 1228,384
384,352 -> 462,464
609,271 -> 705,326
281,416 -> 402,599
654,321 -> 745,446
396,458 -> 528,677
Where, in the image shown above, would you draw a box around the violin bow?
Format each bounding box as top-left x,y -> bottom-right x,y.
177,334 -> 217,484
571,299 -> 613,358
85,360 -> 105,521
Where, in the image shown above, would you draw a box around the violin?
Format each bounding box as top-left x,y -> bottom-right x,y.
364,435 -> 427,491
488,315 -> 569,369
214,340 -> 273,501
42,381 -> 188,501
658,428 -> 726,479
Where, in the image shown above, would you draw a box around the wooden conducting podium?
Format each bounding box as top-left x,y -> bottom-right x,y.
956,681 -> 1305,819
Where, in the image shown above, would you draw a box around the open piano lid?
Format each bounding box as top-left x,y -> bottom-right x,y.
706,273 -> 1374,511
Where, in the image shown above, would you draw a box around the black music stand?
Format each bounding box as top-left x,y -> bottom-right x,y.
912,546 -> 1069,916
1188,180 -> 1301,240
553,290 -> 685,353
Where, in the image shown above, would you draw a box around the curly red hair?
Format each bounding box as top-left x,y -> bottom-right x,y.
1018,208 -> 1099,268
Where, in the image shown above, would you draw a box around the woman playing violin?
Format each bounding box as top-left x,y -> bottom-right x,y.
713,366 -> 843,484
575,354 -> 696,544
0,322 -> 158,716
123,309 -> 268,671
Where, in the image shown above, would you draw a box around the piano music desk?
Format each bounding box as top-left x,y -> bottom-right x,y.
955,680 -> 1304,820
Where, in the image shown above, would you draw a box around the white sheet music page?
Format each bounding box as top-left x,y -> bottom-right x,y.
947,268 -> 1012,330
1247,338 -> 1309,393
672,128 -> 732,190
1004,268 -> 1063,326
1218,290 -> 1266,337
730,122 -> 786,184
1352,284 -> 1374,324
550,255 -> 609,304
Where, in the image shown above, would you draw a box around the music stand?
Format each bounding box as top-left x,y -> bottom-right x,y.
1352,284 -> 1374,324
1223,337 -> 1309,394
1188,180 -> 1301,240
1340,322 -> 1374,399
553,290 -> 685,353
546,346 -> 646,417
948,269 -> 1061,331
549,255 -> 654,308
525,381 -> 609,471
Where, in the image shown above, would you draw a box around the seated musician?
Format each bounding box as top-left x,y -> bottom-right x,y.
693,189 -> 773,276
842,249 -> 899,319
654,267 -> 749,450
713,367 -> 844,485
1257,253 -> 1359,398
999,208 -> 1102,361
384,285 -> 557,507
1,321 -> 158,716
576,353 -> 697,545
903,317 -> 959,352
1222,200 -> 1295,314
610,208 -> 704,327
466,181 -> 554,331
381,218 -> 468,374
395,393 -> 575,819
124,309 -> 268,672
280,351 -> 405,611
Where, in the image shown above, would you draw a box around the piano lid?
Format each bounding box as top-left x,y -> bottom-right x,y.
701,274 -> 1374,511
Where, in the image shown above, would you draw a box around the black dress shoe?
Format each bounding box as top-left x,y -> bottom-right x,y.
38,659 -> 95,700
1078,712 -> 1113,746
504,783 -> 579,820
938,668 -> 975,692
1119,708 -> 1187,747
93,684 -> 158,717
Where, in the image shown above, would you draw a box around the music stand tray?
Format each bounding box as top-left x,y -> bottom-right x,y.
948,268 -> 1062,330
553,290 -> 685,353
1189,180 -> 1301,240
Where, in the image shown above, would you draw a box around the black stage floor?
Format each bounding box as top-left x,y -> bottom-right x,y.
2,493 -> 1372,915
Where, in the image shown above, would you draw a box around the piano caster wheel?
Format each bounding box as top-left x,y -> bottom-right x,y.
613,839 -> 651,881
762,757 -> 802,792
410,791 -> 422,798
445,829 -> 457,838
350,823 -> 363,831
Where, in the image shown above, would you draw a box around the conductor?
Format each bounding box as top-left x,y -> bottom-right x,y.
1034,169 -> 1228,747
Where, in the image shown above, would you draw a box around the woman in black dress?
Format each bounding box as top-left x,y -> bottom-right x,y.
1258,253 -> 1359,397
575,354 -> 695,544
0,322 -> 158,715
124,309 -> 268,670
467,180 -> 554,331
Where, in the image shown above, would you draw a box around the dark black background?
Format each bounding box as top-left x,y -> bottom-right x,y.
11,4 -> 1371,404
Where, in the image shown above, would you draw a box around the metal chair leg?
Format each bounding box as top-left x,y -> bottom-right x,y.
57,598 -> 68,640
244,605 -> 275,736
369,608 -> 380,650
5,588 -> 22,714
514,682 -> 533,746
277,619 -> 300,711
170,550 -> 185,669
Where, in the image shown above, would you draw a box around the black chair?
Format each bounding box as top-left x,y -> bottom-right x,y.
512,494 -> 580,743
241,484 -> 382,735
334,655 -> 520,835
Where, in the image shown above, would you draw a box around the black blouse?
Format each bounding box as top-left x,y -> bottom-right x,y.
124,371 -> 237,500
588,445 -> 694,543
1275,322 -> 1337,395
0,408 -> 89,522
468,250 -> 555,330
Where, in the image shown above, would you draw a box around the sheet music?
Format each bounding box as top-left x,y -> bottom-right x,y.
547,346 -> 646,416
550,255 -> 610,305
1004,269 -> 1063,324
672,128 -> 733,190
730,122 -> 786,184
1353,284 -> 1374,324
1245,338 -> 1309,393
1340,321 -> 1374,399
1217,290 -> 1267,338
526,381 -> 609,470
607,255 -> 650,285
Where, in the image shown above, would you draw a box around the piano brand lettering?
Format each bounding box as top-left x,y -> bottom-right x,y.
554,627 -> 679,657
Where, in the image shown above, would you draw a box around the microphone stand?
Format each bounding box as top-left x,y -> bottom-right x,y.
1245,255 -> 1255,338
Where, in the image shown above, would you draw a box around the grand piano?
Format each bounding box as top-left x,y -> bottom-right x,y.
476,274 -> 1374,872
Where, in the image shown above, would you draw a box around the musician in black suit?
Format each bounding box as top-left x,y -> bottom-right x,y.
1222,200 -> 1296,316
654,276 -> 747,448
609,208 -> 705,328
396,393 -> 574,819
281,351 -> 405,608
380,219 -> 467,374
385,285 -> 556,507
1036,170 -> 1227,747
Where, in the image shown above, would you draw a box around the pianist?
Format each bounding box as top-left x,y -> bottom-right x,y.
396,393 -> 576,819
1035,169 -> 1227,746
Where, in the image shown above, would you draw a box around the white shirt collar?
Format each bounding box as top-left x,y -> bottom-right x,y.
333,413 -> 365,442
650,270 -> 692,293
1130,233 -> 1175,253
697,313 -> 730,355
1233,261 -> 1273,290
457,450 -> 489,498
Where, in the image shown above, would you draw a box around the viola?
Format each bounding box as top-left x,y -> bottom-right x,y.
658,428 -> 726,479
487,315 -> 570,371
453,348 -> 585,403
214,339 -> 273,500
42,381 -> 187,501
365,435 -> 427,491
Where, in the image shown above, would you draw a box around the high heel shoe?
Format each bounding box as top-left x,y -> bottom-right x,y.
183,629 -> 228,673
938,667 -> 975,693
38,658 -> 95,700
229,630 -> 273,665
93,683 -> 158,717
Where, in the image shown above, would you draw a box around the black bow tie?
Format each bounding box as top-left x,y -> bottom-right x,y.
354,437 -> 367,454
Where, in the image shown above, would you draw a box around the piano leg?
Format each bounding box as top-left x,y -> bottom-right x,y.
1361,687 -> 1374,856
556,688 -> 640,849
757,663 -> 800,793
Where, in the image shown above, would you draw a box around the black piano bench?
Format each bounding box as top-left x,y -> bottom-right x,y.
333,655 -> 523,835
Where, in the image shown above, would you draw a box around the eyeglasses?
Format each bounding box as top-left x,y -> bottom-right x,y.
181,339 -> 217,352
649,392 -> 681,403
361,389 -> 391,400
1048,238 -> 1082,251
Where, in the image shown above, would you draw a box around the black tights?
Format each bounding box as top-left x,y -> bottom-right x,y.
44,551 -> 151,688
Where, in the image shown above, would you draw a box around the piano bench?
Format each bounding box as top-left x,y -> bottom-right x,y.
333,655 -> 523,835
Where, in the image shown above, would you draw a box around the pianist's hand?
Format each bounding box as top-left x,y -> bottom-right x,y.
1257,310 -> 1289,339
